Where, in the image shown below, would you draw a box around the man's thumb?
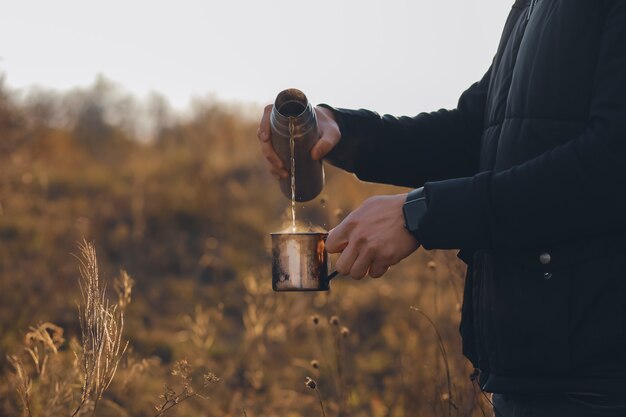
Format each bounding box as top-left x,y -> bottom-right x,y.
311,137 -> 335,160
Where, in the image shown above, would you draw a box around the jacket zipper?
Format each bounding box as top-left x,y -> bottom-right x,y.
527,0 -> 538,21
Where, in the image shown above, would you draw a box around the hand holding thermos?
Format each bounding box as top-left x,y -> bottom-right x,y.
256,89 -> 341,193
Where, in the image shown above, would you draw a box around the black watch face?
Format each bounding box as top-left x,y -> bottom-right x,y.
404,198 -> 427,232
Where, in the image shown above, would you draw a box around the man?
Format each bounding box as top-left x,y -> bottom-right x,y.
257,1 -> 626,415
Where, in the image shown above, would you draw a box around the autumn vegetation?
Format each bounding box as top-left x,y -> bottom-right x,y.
0,74 -> 491,416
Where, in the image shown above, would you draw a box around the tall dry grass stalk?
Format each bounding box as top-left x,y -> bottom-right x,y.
23,322 -> 65,378
328,316 -> 350,417
7,322 -> 73,417
71,239 -> 130,417
114,269 -> 134,311
305,376 -> 327,417
307,314 -> 351,417
7,355 -> 33,417
6,241 -> 134,417
411,306 -> 458,417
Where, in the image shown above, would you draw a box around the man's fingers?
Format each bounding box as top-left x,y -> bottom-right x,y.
260,141 -> 285,170
369,264 -> 389,279
311,106 -> 340,160
311,137 -> 337,161
257,104 -> 273,143
268,163 -> 289,180
334,243 -> 358,276
349,252 -> 371,280
258,104 -> 288,178
326,225 -> 350,253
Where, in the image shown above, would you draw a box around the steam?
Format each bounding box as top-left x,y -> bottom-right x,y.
278,221 -> 327,234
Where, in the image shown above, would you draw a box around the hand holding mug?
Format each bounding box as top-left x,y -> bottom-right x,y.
326,194 -> 421,280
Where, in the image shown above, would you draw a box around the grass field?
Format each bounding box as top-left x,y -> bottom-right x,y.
0,76 -> 492,417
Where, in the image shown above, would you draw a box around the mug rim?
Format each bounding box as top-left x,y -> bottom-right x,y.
270,231 -> 328,236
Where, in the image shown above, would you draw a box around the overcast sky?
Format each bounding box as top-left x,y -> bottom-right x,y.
1,0 -> 511,116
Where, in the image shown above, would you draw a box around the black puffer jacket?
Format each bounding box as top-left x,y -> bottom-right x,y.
321,0 -> 626,394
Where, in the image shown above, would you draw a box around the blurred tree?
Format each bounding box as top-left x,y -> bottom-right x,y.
64,75 -> 135,159
0,74 -> 27,155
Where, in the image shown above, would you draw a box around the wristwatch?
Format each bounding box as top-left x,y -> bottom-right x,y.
402,187 -> 428,239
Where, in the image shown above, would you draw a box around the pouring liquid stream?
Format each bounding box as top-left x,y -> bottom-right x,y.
289,117 -> 296,232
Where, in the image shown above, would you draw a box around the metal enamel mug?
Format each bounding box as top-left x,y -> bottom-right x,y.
271,232 -> 339,292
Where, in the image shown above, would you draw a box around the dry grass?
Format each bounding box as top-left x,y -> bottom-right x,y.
6,241 -> 221,417
154,360 -> 219,417
72,239 -> 129,416
304,377 -> 327,417
0,77 -> 494,417
5,241 -> 132,417
411,307 -> 456,417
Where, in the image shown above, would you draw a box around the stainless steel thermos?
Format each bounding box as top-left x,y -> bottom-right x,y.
270,88 -> 324,202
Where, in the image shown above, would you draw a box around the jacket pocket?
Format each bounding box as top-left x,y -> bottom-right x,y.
486,236 -> 626,377
487,250 -> 570,375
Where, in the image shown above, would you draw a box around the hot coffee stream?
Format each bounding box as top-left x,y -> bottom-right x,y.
289,117 -> 296,233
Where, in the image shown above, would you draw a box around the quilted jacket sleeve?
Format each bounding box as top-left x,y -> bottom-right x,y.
418,1 -> 626,250
319,66 -> 492,189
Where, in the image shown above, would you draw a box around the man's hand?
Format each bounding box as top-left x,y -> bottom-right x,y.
326,194 -> 420,279
256,105 -> 341,179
